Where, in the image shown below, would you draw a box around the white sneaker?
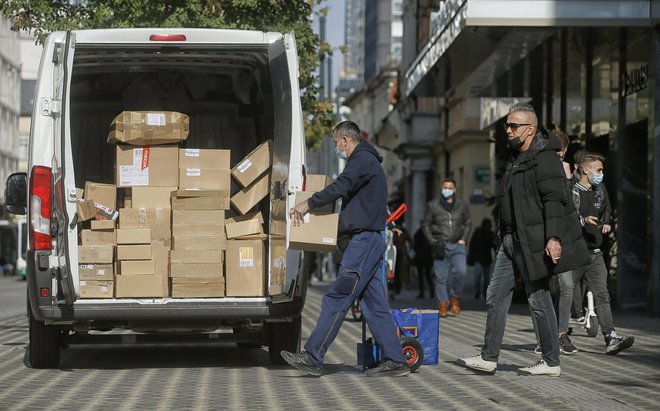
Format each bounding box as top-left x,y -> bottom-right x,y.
517,359 -> 561,377
457,355 -> 497,374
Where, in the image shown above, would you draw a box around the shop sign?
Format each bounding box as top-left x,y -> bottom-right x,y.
474,165 -> 491,183
622,64 -> 649,97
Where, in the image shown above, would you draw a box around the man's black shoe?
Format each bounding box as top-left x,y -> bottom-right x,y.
280,350 -> 322,376
605,335 -> 634,355
365,359 -> 410,377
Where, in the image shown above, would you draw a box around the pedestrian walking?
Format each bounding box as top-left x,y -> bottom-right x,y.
413,227 -> 434,299
458,103 -> 589,377
468,218 -> 495,299
421,179 -> 472,317
282,120 -> 409,377
570,152 -> 634,355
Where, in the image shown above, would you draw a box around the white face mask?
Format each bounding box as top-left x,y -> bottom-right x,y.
335,145 -> 347,160
441,188 -> 454,199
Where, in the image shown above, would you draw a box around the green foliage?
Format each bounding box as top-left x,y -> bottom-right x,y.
1,0 -> 334,148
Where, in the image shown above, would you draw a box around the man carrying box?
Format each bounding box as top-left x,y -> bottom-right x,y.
282,121 -> 409,377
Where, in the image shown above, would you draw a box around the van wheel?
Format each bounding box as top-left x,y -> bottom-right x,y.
28,303 -> 61,369
268,316 -> 301,365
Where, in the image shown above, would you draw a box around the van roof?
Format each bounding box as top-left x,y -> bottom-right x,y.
64,28 -> 283,45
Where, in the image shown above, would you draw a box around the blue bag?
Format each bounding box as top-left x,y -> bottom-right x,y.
391,308 -> 439,365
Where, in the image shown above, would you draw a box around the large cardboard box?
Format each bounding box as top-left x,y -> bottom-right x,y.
116,228 -> 151,244
225,240 -> 265,297
225,211 -> 264,239
289,212 -> 339,253
132,186 -> 176,208
91,219 -> 116,231
108,111 -> 189,145
170,250 -> 223,264
115,275 -> 165,298
119,207 -> 171,239
79,280 -> 114,298
76,199 -> 97,221
116,245 -> 152,260
305,174 -> 333,192
231,140 -> 272,188
171,283 -> 225,298
179,169 -> 231,191
170,263 -> 224,278
119,260 -> 155,275
81,229 -> 116,246
116,145 -> 179,187
84,182 -> 117,210
179,149 -> 230,170
173,210 -> 224,225
295,191 -> 335,214
172,224 -> 225,237
230,172 -> 269,215
79,264 -> 114,281
171,192 -> 230,210
173,236 -> 226,251
78,245 -> 114,264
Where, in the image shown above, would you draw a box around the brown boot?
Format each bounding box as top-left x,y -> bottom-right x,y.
449,296 -> 461,315
438,301 -> 448,318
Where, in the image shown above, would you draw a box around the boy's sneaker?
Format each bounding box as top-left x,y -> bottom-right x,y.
365,360 -> 410,377
559,334 -> 578,355
605,335 -> 634,355
517,359 -> 561,377
457,355 -> 497,374
533,343 -> 542,354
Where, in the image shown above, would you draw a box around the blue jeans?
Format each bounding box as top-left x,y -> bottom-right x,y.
304,231 -> 406,367
432,243 -> 467,303
532,271 -> 574,337
481,234 -> 560,367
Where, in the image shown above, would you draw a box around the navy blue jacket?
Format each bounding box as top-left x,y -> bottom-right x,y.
307,141 -> 387,233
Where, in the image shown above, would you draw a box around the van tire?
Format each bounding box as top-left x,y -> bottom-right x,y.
28,304 -> 61,369
268,316 -> 301,365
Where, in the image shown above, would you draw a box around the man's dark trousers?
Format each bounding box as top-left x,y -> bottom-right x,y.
305,231 -> 407,366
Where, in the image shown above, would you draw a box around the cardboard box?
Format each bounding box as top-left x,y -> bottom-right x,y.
225,211 -> 264,239
77,199 -> 98,221
116,244 -> 152,260
173,210 -> 224,225
151,239 -> 172,297
115,275 -> 165,298
225,240 -> 265,297
305,174 -> 333,192
79,280 -> 114,298
91,219 -> 116,231
289,212 -> 339,253
172,224 -> 225,237
132,186 -> 176,208
120,260 -> 155,275
84,182 -> 117,210
116,228 -> 151,244
108,111 -> 189,145
171,195 -> 229,210
170,263 -> 224,278
179,149 -> 230,170
79,264 -> 114,281
231,140 -> 272,188
295,191 -> 335,214
171,283 -> 225,298
171,277 -> 225,285
116,145 -> 179,187
78,245 -> 114,264
170,250 -> 223,264
119,207 -> 171,239
179,169 -> 231,191
76,187 -> 84,200
230,172 -> 269,215
173,236 -> 226,251
81,229 -> 116,246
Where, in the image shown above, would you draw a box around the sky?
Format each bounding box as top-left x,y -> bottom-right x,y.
313,0 -> 345,93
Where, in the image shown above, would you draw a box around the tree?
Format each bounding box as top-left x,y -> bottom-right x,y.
1,0 -> 334,148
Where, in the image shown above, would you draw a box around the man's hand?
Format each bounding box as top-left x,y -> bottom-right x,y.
602,224 -> 612,234
545,238 -> 562,264
289,200 -> 310,227
584,216 -> 599,226
458,239 -> 466,245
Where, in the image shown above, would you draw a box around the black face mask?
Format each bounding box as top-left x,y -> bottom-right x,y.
507,136 -> 525,152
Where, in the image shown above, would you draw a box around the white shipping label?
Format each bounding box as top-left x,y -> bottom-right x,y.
81,264 -> 93,269
303,214 -> 310,224
322,237 -> 335,244
186,168 -> 201,177
97,269 -> 106,276
185,149 -> 200,157
147,113 -> 166,126
239,247 -> 254,267
237,159 -> 252,173
119,165 -> 149,186
132,148 -> 143,166
100,286 -> 109,292
80,281 -> 87,286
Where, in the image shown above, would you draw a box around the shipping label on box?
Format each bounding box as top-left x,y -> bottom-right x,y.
173,236 -> 226,251
108,111 -> 189,145
170,250 -> 223,264
78,245 -> 114,264
119,207 -> 171,239
116,244 -> 152,260
116,228 -> 151,244
84,182 -> 117,210
179,169 -> 231,191
116,145 -> 179,187
79,264 -> 114,281
230,172 -> 269,215
173,224 -> 225,237
81,229 -> 116,246
225,240 -> 265,296
120,260 -> 155,275
231,140 -> 272,188
289,212 -> 339,253
91,219 -> 116,231
179,149 -> 231,170
170,263 -> 224,278
173,209 -> 224,225
295,191 -> 335,214
115,275 -> 165,298
79,280 -> 114,298
132,186 -> 176,208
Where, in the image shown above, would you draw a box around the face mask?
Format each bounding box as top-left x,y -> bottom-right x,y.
587,170 -> 604,185
507,136 -> 525,151
441,189 -> 454,199
334,144 -> 347,160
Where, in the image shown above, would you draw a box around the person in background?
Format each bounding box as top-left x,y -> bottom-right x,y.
413,227 -> 434,299
468,219 -> 495,299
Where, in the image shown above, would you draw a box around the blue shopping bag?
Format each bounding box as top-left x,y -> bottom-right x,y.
391,308 -> 439,365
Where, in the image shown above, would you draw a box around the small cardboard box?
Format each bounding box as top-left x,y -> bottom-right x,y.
171,283 -> 225,298
230,172 -> 269,215
170,250 -> 223,264
173,210 -> 224,225
119,207 -> 171,239
81,229 -> 116,246
151,239 -> 172,297
179,169 -> 231,191
116,145 -> 179,187
170,263 -> 224,278
132,186 -> 176,208
115,275 -> 165,298
77,199 -> 97,221
172,224 -> 225,237
108,111 -> 189,145
84,182 -> 117,210
179,149 -> 231,170
79,264 -> 114,281
79,280 -> 114,298
91,219 -> 116,231
225,240 -> 265,297
305,174 -> 333,192
171,277 -> 225,285
116,228 -> 151,245
171,191 -> 230,210
116,244 -> 152,260
78,245 -> 114,264
225,211 -> 264,239
295,191 -> 335,214
289,212 -> 339,253
120,260 -> 155,275
173,236 -> 226,251
231,140 -> 272,188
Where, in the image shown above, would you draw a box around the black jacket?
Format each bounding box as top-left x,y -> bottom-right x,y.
421,196 -> 472,245
500,128 -> 589,280
308,141 -> 387,233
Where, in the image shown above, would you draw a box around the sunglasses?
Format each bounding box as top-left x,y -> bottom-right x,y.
503,122 -> 531,131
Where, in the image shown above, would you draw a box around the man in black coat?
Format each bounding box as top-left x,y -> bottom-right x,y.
458,103 -> 589,377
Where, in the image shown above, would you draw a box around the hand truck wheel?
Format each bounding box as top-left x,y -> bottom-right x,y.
400,336 -> 423,372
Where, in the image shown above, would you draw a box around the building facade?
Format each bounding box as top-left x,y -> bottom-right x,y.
0,16 -> 21,204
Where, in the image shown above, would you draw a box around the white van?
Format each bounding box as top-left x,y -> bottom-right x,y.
4,28 -> 309,368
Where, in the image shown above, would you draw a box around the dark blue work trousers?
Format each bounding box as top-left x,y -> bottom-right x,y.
305,231 -> 406,367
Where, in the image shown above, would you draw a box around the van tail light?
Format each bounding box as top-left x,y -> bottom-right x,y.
149,34 -> 187,41
29,166 -> 52,250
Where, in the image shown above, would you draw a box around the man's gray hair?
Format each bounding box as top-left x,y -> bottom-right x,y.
508,102 -> 536,115
333,121 -> 362,142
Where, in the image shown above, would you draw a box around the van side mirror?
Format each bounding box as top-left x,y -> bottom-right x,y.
5,172 -> 27,215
